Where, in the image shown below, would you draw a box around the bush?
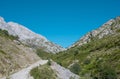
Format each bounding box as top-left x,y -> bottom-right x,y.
30,65 -> 57,79
83,59 -> 90,65
99,65 -> 117,79
56,61 -> 62,66
69,63 -> 81,75
89,60 -> 117,79
47,59 -> 51,66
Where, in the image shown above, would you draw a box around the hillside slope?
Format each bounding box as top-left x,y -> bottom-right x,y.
52,16 -> 120,79
1,60 -> 48,79
0,29 -> 40,78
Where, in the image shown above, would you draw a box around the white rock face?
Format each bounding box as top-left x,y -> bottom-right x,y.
71,16 -> 120,48
0,17 -> 65,53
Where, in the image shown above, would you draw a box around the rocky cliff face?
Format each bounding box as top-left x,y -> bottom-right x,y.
71,16 -> 120,47
0,17 -> 65,53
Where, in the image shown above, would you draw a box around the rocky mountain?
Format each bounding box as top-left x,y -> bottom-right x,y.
71,16 -> 120,47
0,17 -> 65,53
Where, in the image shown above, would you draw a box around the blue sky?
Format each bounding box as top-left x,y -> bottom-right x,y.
0,0 -> 120,48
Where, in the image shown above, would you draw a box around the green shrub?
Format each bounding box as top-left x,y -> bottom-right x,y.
30,65 -> 57,79
83,59 -> 90,65
69,63 -> 81,75
47,59 -> 51,66
56,61 -> 62,66
91,65 -> 117,79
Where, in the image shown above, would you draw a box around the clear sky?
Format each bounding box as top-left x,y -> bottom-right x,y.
0,0 -> 120,48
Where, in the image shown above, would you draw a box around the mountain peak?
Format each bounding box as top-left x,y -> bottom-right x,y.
0,17 -> 65,53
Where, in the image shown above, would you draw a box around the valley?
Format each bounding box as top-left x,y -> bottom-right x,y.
0,16 -> 120,79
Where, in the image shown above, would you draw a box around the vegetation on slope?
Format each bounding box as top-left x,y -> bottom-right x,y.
0,29 -> 19,40
0,29 -> 19,77
52,32 -> 120,79
0,29 -> 39,78
30,64 -> 57,79
36,49 -> 53,60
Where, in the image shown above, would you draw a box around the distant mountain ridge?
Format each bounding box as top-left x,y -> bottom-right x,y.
71,16 -> 120,48
0,17 -> 65,53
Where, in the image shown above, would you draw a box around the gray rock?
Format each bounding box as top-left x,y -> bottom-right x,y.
51,61 -> 80,79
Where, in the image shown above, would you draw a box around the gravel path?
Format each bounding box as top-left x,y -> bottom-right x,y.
1,60 -> 48,79
1,60 -> 80,79
51,61 -> 80,79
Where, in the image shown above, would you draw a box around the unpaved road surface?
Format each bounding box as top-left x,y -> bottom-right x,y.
1,60 -> 48,79
51,62 -> 80,79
